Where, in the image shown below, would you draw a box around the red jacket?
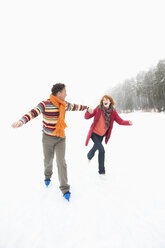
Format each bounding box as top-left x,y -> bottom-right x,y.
84,107 -> 131,146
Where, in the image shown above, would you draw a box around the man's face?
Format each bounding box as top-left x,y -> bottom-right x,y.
57,87 -> 67,101
103,97 -> 111,108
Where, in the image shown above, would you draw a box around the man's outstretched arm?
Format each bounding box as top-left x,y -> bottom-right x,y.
11,101 -> 45,128
65,101 -> 93,113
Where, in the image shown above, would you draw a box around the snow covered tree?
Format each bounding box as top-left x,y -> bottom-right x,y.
109,59 -> 165,112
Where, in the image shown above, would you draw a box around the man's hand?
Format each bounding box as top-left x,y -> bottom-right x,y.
11,121 -> 24,128
129,121 -> 133,125
87,108 -> 94,114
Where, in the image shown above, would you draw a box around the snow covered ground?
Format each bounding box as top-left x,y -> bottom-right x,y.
0,112 -> 165,248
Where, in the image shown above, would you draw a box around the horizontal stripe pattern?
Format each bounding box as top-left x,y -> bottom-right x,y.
20,99 -> 87,136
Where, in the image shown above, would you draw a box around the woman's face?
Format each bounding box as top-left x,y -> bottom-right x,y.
103,97 -> 111,108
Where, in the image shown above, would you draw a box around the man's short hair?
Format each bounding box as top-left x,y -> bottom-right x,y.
51,83 -> 66,96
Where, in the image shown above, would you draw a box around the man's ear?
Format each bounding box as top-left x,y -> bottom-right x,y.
56,91 -> 61,98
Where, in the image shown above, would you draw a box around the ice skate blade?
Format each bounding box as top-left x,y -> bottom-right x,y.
98,174 -> 107,180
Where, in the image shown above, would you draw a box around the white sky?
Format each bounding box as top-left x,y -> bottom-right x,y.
1,0 -> 165,107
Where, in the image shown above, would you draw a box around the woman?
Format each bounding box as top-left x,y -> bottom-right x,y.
84,95 -> 132,175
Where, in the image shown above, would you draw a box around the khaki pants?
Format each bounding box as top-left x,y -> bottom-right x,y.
42,133 -> 70,194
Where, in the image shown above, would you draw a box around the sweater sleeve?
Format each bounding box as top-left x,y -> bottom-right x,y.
114,110 -> 131,125
20,101 -> 45,124
65,101 -> 88,111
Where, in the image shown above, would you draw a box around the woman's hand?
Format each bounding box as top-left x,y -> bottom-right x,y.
129,121 -> 133,125
87,108 -> 94,114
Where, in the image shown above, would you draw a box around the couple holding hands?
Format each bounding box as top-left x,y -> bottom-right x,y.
12,83 -> 132,201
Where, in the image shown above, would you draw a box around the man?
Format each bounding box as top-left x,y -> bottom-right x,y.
12,83 -> 92,201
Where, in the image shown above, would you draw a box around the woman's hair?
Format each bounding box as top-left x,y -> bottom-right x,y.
51,83 -> 65,96
99,95 -> 115,107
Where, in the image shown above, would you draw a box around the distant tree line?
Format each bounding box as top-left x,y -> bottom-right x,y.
110,59 -> 165,112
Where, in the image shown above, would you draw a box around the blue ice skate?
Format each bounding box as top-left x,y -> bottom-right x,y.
63,192 -> 71,201
44,177 -> 51,187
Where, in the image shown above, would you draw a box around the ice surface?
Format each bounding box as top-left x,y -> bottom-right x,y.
0,112 -> 165,248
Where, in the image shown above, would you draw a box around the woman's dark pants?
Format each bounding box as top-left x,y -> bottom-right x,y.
87,133 -> 105,174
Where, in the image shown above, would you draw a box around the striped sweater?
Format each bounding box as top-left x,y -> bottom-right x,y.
20,99 -> 87,136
